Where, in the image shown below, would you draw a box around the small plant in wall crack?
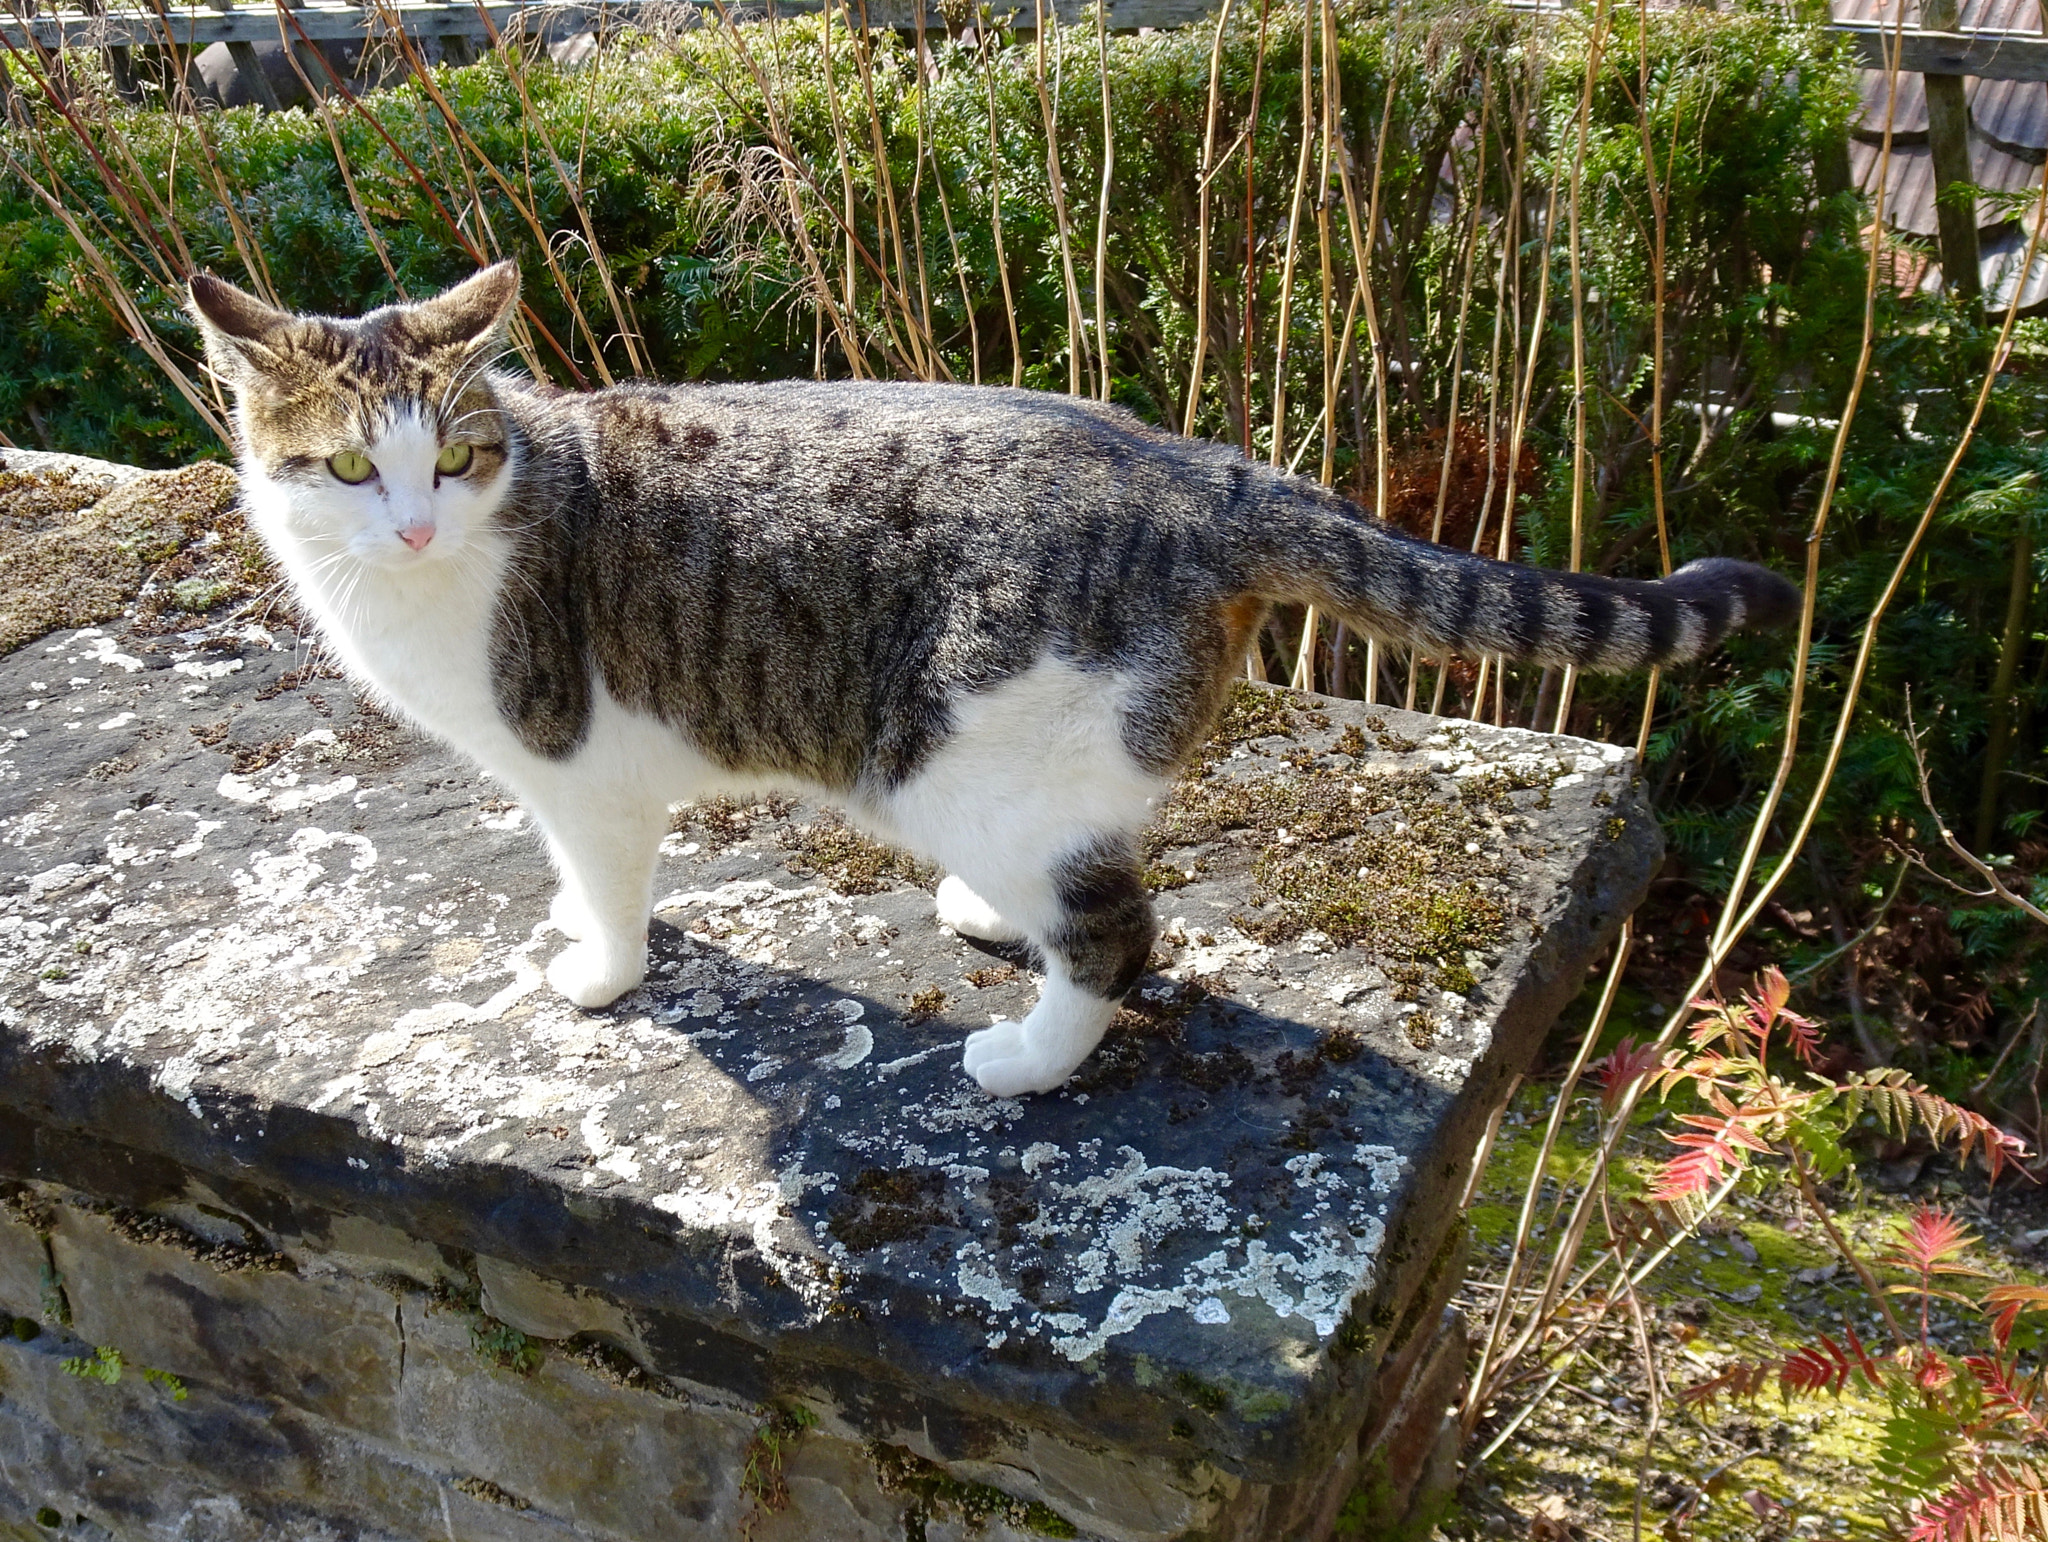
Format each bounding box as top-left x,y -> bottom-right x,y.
468,1317 -> 544,1376
427,1274 -> 545,1376
59,1345 -> 187,1401
60,1345 -> 122,1387
741,1401 -> 819,1518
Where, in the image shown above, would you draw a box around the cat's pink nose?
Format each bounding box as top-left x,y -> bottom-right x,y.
398,524 -> 435,551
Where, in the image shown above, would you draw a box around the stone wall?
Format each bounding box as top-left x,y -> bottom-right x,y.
0,465 -> 1657,1540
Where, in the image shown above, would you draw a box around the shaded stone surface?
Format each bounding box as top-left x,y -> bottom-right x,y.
0,591 -> 1657,1539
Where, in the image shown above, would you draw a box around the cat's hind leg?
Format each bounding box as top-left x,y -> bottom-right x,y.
955,838 -> 1154,1096
934,875 -> 1028,944
880,656 -> 1165,1094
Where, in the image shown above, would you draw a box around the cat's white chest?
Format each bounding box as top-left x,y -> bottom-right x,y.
350,586 -> 502,740
279,536 -> 517,765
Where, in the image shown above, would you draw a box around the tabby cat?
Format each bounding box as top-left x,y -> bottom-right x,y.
186,264 -> 1797,1096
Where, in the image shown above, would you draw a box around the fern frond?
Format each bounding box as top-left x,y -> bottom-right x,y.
1840,1071 -> 2030,1184
1842,1067 -> 1922,1140
1681,1359 -> 1775,1408
1908,1462 -> 2048,1541
1983,1285 -> 2048,1349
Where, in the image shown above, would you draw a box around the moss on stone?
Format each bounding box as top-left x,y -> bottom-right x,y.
777,810 -> 938,895
1146,735 -> 1516,998
1173,1369 -> 1229,1413
1141,860 -> 1196,891
870,1442 -> 1079,1539
0,461 -> 262,654
668,795 -> 798,855
1208,680 -> 1298,749
1361,713 -> 1422,753
827,1168 -> 953,1251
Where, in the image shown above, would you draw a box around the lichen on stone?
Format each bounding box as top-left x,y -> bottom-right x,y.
101,1206 -> 292,1276
452,1475 -> 531,1511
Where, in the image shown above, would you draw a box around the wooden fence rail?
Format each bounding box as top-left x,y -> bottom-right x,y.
9,0 -> 2041,66
0,0 -> 1223,51
1834,17 -> 2048,80
0,0 -> 2038,298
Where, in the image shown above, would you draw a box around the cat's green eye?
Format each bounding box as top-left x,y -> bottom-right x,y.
436,442 -> 474,477
327,450 -> 375,485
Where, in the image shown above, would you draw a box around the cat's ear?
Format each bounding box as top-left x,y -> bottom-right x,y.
186,272 -> 292,387
408,262 -> 520,356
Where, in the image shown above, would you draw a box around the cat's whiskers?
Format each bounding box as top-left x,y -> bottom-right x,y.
442,408 -> 506,444
435,349 -> 513,429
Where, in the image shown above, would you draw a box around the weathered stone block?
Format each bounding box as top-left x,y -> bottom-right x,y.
390,1291 -> 759,1535
0,594 -> 1659,1540
50,1207 -> 404,1439
0,1209 -> 48,1326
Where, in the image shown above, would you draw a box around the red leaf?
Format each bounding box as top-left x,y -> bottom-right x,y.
1652,1106 -> 1774,1201
1908,1462 -> 2048,1542
1879,1207 -> 1979,1278
1595,1038 -> 1662,1113
1681,1360 -> 1773,1408
1778,1007 -> 1823,1067
1781,1336 -> 1853,1397
1916,1350 -> 1954,1391
1745,966 -> 1793,1033
1982,1284 -> 2048,1350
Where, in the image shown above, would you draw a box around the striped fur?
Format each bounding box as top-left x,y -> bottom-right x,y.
1252,481 -> 1800,671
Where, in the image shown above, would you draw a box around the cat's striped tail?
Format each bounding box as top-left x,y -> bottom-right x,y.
1246,485 -> 1800,671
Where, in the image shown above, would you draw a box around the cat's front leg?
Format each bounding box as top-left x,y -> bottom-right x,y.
548,887 -> 596,941
523,790 -> 668,1009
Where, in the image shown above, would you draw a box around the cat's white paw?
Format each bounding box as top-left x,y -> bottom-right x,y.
962,1020 -> 1069,1097
548,889 -> 594,941
545,940 -> 645,1009
936,876 -> 1026,944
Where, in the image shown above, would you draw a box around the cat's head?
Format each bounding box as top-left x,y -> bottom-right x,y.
187,264 -> 522,571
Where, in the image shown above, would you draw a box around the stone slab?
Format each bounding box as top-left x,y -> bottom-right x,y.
0,602 -> 1657,1535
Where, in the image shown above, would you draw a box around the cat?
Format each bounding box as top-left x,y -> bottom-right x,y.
186,262 -> 1798,1097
